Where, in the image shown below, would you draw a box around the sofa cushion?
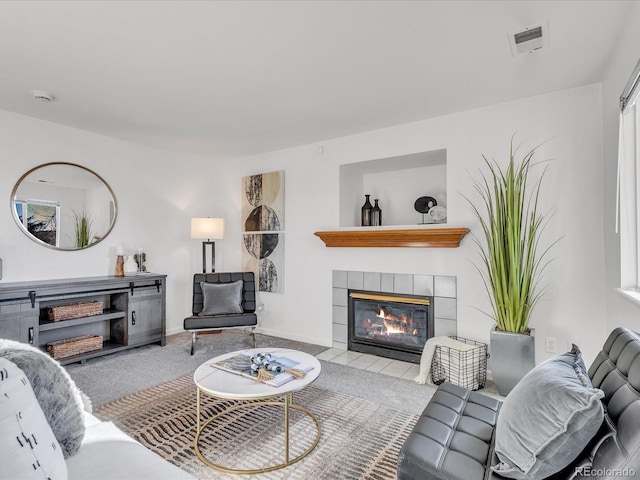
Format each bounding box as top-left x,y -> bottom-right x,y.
0,357 -> 68,480
492,345 -> 604,480
397,382 -> 502,480
198,280 -> 244,316
66,418 -> 195,480
0,339 -> 86,458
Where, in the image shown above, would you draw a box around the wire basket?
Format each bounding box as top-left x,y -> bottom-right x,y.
430,336 -> 488,391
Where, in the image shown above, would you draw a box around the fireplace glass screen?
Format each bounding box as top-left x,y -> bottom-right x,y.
348,290 -> 432,363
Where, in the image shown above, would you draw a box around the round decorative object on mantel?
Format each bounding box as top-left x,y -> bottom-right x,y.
429,205 -> 447,223
414,196 -> 437,224
414,196 -> 437,213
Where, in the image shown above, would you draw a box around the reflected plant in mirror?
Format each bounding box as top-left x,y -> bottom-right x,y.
10,162 -> 117,250
72,208 -> 94,248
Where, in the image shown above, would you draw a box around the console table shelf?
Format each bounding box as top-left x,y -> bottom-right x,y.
314,227 -> 470,248
51,341 -> 131,364
38,309 -> 126,331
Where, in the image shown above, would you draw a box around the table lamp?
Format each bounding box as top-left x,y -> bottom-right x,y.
191,218 -> 225,273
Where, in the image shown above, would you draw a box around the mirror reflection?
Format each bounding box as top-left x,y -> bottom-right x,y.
11,162 -> 117,250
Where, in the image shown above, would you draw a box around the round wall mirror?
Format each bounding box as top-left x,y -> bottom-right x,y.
10,162 -> 117,250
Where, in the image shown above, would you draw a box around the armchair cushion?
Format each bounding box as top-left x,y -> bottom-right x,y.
492,345 -> 604,480
198,280 -> 244,316
184,312 -> 257,330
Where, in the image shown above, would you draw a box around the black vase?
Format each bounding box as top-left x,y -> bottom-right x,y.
361,194 -> 373,226
372,199 -> 382,226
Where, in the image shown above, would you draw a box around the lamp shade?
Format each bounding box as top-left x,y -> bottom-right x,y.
191,218 -> 225,240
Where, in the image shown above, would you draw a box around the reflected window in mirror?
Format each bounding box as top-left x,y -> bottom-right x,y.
11,162 -> 117,250
14,199 -> 60,248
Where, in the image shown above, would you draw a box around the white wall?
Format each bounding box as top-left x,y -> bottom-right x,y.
0,83 -> 608,367
215,83 -> 607,366
339,149 -> 447,226
602,3 -> 640,332
0,109 -> 231,336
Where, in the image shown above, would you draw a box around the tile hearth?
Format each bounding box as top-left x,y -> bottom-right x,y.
315,347 -> 420,381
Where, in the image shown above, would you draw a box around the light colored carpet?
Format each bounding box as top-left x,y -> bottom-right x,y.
95,372 -> 418,480
66,331 -> 440,415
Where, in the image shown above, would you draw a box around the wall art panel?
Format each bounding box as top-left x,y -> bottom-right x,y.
241,170 -> 285,293
242,233 -> 284,293
242,170 -> 285,231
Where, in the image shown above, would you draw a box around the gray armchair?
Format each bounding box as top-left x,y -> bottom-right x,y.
183,272 -> 257,355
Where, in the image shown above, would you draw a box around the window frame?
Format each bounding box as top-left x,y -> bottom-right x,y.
618,58 -> 640,305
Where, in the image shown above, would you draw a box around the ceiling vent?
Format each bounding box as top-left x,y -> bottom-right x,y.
509,22 -> 548,56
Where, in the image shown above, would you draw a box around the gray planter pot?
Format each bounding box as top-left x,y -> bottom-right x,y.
490,326 -> 535,396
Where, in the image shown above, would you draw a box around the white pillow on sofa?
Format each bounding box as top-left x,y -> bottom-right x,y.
0,357 -> 67,480
0,338 -> 86,458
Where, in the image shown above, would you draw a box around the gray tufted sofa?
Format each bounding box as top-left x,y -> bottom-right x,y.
397,327 -> 640,480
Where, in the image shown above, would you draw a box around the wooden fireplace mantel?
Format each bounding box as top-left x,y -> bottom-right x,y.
314,227 -> 470,248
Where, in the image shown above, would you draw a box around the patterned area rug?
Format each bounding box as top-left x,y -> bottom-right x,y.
94,373 -> 418,479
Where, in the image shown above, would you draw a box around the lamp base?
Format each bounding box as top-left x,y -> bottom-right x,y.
202,241 -> 216,273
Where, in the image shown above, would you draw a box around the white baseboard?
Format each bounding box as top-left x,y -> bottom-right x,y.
166,326 -> 188,337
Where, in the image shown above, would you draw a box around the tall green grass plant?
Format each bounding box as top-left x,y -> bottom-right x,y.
467,140 -> 554,333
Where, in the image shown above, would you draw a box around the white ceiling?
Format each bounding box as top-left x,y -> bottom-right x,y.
0,1 -> 634,160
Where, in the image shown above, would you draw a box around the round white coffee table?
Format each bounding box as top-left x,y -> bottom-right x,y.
193,347 -> 322,474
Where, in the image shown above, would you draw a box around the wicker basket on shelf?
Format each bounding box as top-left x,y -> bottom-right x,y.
47,335 -> 103,359
47,301 -> 103,321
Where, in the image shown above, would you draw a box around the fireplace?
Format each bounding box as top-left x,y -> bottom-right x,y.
348,289 -> 433,363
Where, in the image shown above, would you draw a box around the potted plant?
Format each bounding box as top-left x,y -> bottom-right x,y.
467,139 -> 554,395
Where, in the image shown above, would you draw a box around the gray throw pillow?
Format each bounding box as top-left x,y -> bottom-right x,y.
492,345 -> 604,480
0,338 -> 86,458
199,280 -> 244,316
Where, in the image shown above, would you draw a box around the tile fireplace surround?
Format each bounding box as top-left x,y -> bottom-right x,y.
332,270 -> 457,350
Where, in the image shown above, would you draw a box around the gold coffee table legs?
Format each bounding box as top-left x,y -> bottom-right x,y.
194,389 -> 321,474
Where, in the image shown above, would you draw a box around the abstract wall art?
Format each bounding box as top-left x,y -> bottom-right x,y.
242,232 -> 284,293
242,170 -> 284,232
241,171 -> 285,293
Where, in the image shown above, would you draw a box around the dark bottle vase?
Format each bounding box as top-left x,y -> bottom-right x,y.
372,199 -> 382,226
361,194 -> 373,226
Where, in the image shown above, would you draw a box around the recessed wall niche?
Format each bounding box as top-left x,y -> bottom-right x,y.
339,149 -> 447,227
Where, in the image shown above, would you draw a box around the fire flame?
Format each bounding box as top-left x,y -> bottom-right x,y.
375,308 -> 415,335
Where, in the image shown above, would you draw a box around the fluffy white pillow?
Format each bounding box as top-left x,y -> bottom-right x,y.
0,357 -> 68,480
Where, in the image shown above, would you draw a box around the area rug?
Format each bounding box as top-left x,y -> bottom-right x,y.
94,373 -> 418,479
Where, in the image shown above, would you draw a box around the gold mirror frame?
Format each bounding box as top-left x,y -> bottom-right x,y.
10,162 -> 118,251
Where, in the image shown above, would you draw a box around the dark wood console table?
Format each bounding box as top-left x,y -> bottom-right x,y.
0,275 -> 166,364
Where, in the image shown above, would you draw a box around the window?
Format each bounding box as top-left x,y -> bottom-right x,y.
14,199 -> 60,247
619,58 -> 640,304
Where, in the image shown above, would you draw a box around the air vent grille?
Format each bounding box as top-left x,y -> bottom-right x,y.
509,22 -> 548,56
514,26 -> 543,45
